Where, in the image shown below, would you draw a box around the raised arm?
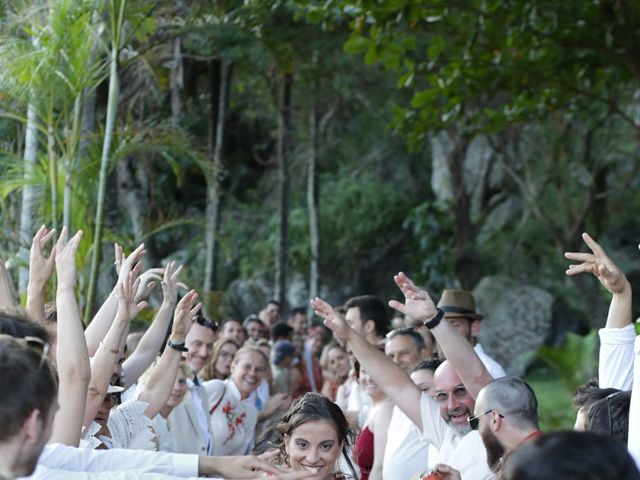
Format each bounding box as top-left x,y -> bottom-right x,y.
121,262 -> 182,388
628,335 -> 640,469
83,271 -> 144,428
84,243 -> 146,356
565,232 -> 634,389
138,289 -> 201,418
0,254 -> 18,309
311,297 -> 423,428
25,225 -> 57,324
389,272 -> 492,399
49,228 -> 91,446
565,232 -> 632,329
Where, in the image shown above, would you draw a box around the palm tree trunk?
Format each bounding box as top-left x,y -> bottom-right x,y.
48,121 -> 58,230
307,82 -> 319,320
63,94 -> 83,231
274,74 -> 293,309
85,44 -> 119,321
203,59 -> 229,294
170,37 -> 183,127
18,101 -> 39,293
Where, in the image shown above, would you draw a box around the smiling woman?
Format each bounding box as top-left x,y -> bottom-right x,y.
202,346 -> 268,455
256,393 -> 358,479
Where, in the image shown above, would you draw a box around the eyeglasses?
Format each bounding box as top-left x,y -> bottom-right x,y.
433,385 -> 468,404
467,409 -> 504,430
0,334 -> 50,371
194,315 -> 218,332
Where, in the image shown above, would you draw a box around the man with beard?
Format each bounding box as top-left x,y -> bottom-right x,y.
312,275 -> 494,479
469,377 -> 542,474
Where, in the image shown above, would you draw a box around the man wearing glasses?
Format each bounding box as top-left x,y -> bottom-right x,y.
168,313 -> 217,455
312,275 -> 495,479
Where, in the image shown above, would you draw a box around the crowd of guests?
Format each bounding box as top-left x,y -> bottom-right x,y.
1,226 -> 640,479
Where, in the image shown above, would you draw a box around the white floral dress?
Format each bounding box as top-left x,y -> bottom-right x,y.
202,378 -> 258,456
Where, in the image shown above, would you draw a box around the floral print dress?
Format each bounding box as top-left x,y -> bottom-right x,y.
202,378 -> 258,456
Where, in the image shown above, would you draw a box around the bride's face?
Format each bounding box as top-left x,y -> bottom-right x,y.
285,420 -> 343,479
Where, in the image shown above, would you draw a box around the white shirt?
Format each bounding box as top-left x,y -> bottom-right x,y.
420,392 -> 493,480
599,324 -> 636,390
382,347 -> 505,479
346,381 -> 372,427
189,377 -> 213,455
474,344 -> 506,379
151,415 -> 177,453
627,335 -> 640,470
382,406 -> 430,480
19,443 -> 198,480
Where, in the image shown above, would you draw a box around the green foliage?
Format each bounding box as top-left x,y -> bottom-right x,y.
403,201 -> 454,293
535,330 -> 598,393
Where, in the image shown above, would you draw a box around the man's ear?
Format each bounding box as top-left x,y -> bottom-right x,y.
470,319 -> 481,338
492,411 -> 503,432
363,319 -> 375,335
23,409 -> 43,444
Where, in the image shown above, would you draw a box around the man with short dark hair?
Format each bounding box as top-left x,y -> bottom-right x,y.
342,295 -> 390,424
168,316 -> 217,455
0,336 -> 57,479
219,318 -> 245,346
287,307 -> 308,336
258,300 -> 280,328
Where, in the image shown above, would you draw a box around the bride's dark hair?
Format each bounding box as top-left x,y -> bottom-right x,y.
254,392 -> 358,478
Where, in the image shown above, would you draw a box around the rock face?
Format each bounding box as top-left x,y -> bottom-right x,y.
473,276 -> 554,377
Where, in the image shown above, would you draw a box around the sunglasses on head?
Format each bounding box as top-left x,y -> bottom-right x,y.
193,314 -> 218,332
0,334 -> 50,371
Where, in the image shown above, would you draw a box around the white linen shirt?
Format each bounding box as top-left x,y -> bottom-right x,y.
474,344 -> 506,380
18,443 -> 198,480
599,324 -> 636,390
382,405 -> 430,480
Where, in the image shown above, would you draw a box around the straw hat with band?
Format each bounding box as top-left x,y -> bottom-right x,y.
436,289 -> 483,321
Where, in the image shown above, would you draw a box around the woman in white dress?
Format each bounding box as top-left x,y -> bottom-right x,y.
203,345 -> 268,455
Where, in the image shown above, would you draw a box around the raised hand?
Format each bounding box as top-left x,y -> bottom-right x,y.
116,269 -> 147,322
55,227 -> 83,289
29,225 -> 57,287
114,242 -> 146,285
565,233 -> 629,294
161,261 -> 184,305
172,289 -> 201,342
134,267 -> 164,304
310,297 -> 352,342
388,272 -> 437,322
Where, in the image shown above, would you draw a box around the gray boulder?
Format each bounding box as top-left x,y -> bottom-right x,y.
473,276 -> 554,377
